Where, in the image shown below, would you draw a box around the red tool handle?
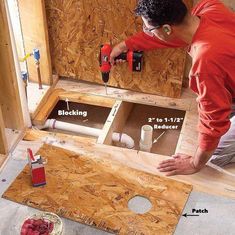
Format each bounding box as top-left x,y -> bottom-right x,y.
27,148 -> 35,161
99,44 -> 112,73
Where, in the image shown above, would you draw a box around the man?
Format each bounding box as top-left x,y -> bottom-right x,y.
110,0 -> 235,176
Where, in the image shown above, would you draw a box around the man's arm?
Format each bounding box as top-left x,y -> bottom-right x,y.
157,147 -> 215,176
192,0 -> 234,18
192,147 -> 215,170
110,32 -> 187,63
158,64 -> 232,175
125,32 -> 187,51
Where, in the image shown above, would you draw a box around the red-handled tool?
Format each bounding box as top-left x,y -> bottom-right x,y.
99,44 -> 112,94
99,44 -> 143,94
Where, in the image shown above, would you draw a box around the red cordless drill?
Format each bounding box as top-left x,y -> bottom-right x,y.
99,44 -> 143,94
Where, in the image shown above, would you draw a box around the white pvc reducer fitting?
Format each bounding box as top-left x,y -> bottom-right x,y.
139,125 -> 153,152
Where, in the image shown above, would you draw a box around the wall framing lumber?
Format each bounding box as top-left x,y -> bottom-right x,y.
0,108 -> 7,155
0,154 -> 7,171
18,0 -> 52,85
30,75 -> 59,120
0,0 -> 24,130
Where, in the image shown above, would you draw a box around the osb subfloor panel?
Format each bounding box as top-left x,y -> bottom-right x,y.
3,144 -> 192,235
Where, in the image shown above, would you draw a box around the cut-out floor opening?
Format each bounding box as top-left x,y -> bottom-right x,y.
116,103 -> 186,156
128,195 -> 153,214
47,100 -> 111,138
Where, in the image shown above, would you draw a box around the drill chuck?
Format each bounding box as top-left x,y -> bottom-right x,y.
102,72 -> 110,83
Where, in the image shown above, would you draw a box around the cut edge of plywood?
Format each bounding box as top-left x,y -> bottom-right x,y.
24,128 -> 96,145
56,79 -> 195,111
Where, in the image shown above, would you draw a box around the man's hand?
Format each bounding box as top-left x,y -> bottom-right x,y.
110,41 -> 128,65
157,154 -> 200,176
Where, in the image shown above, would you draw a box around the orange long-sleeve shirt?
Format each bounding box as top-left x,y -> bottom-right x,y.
125,0 -> 235,151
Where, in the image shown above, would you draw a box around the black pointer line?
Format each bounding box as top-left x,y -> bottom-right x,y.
182,213 -> 200,217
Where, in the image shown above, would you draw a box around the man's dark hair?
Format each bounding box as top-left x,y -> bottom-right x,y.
135,0 -> 188,27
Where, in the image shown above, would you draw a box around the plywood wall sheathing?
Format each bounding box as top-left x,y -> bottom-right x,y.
45,0 -> 193,98
0,0 -> 24,130
18,0 -> 52,85
3,144 -> 192,235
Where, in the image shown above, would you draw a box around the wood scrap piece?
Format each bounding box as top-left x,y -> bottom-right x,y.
3,144 -> 192,235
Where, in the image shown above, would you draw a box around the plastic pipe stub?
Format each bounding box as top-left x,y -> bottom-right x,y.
139,125 -> 153,152
139,141 -> 152,152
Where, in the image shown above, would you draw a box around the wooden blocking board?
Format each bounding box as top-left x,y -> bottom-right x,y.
45,0 -> 193,98
3,144 -> 192,234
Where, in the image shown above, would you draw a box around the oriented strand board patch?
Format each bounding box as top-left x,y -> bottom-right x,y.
3,144 -> 192,234
45,0 -> 193,98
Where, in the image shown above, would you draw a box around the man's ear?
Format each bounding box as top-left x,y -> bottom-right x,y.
162,24 -> 172,35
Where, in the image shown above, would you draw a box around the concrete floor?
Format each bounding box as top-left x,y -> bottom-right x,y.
1,141 -> 235,235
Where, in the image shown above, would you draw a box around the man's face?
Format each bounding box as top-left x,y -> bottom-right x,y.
142,17 -> 171,42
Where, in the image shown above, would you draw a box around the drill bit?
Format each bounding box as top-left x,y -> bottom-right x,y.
104,83 -> 108,95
